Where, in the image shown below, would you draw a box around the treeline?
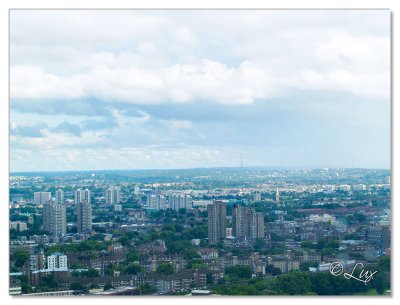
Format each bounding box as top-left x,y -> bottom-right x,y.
213,257 -> 390,295
213,270 -> 389,295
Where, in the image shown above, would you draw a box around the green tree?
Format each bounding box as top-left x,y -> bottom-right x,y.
356,213 -> 366,222
301,241 -> 314,249
139,283 -> 157,295
118,235 -> 131,246
254,238 -> 266,250
374,273 -> 386,294
123,263 -> 143,275
225,266 -> 252,280
87,268 -> 100,277
265,264 -> 281,276
126,250 -> 141,263
378,256 -> 390,272
38,274 -> 58,291
11,250 -> 29,268
70,282 -> 84,291
156,263 -> 174,275
300,261 -> 318,272
18,275 -> 32,294
274,270 -> 312,295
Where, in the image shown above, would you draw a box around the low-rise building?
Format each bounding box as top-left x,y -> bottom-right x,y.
10,221 -> 28,231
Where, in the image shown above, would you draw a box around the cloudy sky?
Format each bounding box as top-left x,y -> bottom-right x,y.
10,10 -> 390,172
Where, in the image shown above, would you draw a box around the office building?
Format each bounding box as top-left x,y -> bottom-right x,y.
147,195 -> 158,210
253,192 -> 261,202
256,212 -> 265,238
168,194 -> 193,211
34,192 -> 51,205
207,200 -> 226,244
47,253 -> 68,271
134,185 -> 141,195
276,188 -> 280,206
29,253 -> 45,271
76,200 -> 92,233
232,205 -> 264,240
9,221 -> 27,232
147,195 -> 167,211
55,189 -> 64,204
75,189 -> 91,204
43,201 -> 66,236
105,187 -> 120,205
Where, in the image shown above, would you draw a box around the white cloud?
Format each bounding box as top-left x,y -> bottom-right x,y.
10,10 -> 390,105
11,66 -> 85,99
9,10 -> 391,171
11,60 -> 277,104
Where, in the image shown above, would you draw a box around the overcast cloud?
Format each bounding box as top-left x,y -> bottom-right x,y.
10,10 -> 390,172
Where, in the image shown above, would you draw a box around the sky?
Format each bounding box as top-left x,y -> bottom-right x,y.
9,10 -> 391,172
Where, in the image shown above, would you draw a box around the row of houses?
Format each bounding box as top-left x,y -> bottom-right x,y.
26,269 -> 208,294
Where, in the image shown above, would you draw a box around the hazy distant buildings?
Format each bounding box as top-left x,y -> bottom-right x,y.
339,185 -> 351,192
232,205 -> 264,240
55,189 -> 64,204
147,195 -> 167,211
76,200 -> 92,233
105,187 -> 120,205
192,200 -> 214,211
208,200 -> 226,244
353,184 -> 367,191
134,185 -> 141,195
308,214 -> 336,224
325,185 -> 336,192
43,201 -> 66,236
34,192 -> 51,205
147,195 -> 157,209
276,189 -> 280,206
253,192 -> 261,202
168,194 -> 193,211
75,189 -> 91,204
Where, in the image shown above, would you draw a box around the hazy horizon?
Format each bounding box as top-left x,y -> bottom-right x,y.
9,165 -> 391,175
10,10 -> 390,172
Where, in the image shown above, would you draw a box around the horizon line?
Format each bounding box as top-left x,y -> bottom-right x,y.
9,165 -> 391,175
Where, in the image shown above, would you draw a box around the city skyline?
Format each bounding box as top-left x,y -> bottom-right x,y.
9,164 -> 391,295
10,10 -> 390,171
10,164 -> 392,174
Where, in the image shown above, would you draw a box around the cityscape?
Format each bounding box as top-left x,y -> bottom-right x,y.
9,9 -> 390,297
9,168 -> 391,295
